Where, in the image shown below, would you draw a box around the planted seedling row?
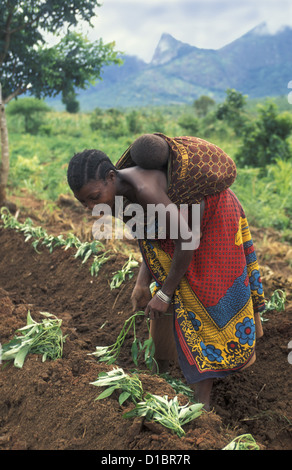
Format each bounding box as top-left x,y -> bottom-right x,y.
0,207 -> 138,288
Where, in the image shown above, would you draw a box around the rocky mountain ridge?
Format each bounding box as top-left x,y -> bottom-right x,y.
50,22 -> 292,109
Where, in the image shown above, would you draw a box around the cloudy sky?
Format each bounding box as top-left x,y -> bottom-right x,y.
81,0 -> 292,62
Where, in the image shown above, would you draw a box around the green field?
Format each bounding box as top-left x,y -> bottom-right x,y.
5,94 -> 292,240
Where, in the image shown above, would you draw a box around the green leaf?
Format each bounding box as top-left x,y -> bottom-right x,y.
95,385 -> 118,400
143,338 -> 155,360
82,249 -> 92,263
1,337 -> 22,354
14,344 -> 31,368
131,339 -> 139,365
222,434 -> 259,450
97,371 -> 108,378
119,391 -> 131,405
123,407 -> 144,419
26,310 -> 35,325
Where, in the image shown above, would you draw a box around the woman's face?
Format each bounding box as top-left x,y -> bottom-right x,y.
74,171 -> 117,211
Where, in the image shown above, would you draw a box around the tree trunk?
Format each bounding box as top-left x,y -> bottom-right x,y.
0,83 -> 10,206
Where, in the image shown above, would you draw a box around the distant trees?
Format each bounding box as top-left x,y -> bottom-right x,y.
236,101 -> 292,167
90,108 -> 128,137
216,88 -> 247,136
0,0 -> 120,205
193,95 -> 215,117
90,107 -> 167,137
177,114 -> 199,134
176,95 -> 215,134
62,91 -> 80,114
193,89 -> 292,167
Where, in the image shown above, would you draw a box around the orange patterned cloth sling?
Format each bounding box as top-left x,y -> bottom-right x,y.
116,133 -> 237,204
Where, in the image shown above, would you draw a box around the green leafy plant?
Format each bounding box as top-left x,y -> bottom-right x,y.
222,433 -> 260,450
161,373 -> 197,403
74,240 -> 105,263
1,207 -> 22,229
259,289 -> 287,323
90,367 -> 143,405
40,234 -> 67,253
123,393 -> 204,437
131,333 -> 155,371
110,255 -> 139,289
90,311 -> 156,371
63,233 -> 82,250
236,101 -> 292,167
265,289 -> 286,312
91,366 -> 204,437
90,252 -> 111,276
1,311 -> 66,368
1,209 -> 62,253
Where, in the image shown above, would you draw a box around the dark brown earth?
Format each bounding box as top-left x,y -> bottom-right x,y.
0,192 -> 291,451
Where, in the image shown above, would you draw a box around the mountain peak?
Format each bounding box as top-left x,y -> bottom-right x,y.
249,21 -> 292,36
151,33 -> 193,65
49,24 -> 292,109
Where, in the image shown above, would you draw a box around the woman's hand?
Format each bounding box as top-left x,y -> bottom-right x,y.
131,284 -> 152,312
144,294 -> 170,319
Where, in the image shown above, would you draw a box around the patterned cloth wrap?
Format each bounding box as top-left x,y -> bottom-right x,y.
116,132 -> 237,204
116,134 -> 265,383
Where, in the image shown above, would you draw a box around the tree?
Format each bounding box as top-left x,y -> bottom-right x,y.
127,110 -> 143,134
6,97 -> 51,133
193,95 -> 215,117
0,0 -> 120,205
62,90 -> 80,114
90,108 -> 128,137
236,101 -> 292,167
178,114 -> 199,134
216,89 -> 247,136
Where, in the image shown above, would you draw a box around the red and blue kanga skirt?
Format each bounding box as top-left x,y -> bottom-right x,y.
139,189 -> 265,383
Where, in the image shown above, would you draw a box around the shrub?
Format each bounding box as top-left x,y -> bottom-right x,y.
6,97 -> 51,134
178,114 -> 199,134
90,108 -> 128,137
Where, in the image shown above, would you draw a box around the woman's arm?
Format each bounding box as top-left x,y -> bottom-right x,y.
145,206 -> 197,318
134,171 -> 200,317
131,259 -> 153,312
135,258 -> 152,286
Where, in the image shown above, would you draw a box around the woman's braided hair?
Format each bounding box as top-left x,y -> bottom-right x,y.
67,149 -> 117,192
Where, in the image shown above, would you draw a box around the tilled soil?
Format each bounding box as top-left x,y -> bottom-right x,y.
0,198 -> 291,451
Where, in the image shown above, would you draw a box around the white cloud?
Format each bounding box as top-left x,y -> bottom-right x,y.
79,1 -> 292,62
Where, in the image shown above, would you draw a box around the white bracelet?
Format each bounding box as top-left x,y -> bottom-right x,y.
156,289 -> 172,304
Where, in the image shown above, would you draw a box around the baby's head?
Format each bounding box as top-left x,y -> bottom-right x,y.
130,134 -> 169,169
